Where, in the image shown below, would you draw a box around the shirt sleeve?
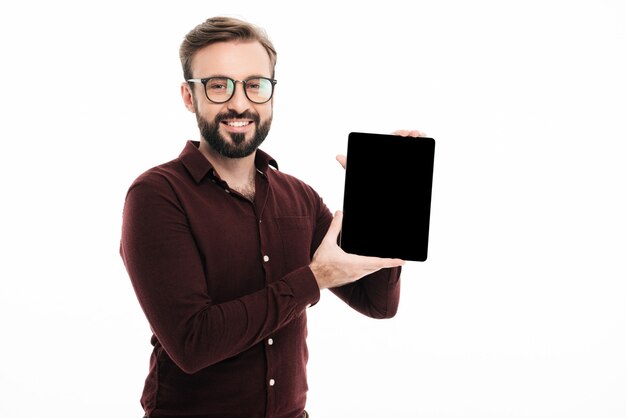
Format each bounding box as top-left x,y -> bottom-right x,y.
120,173 -> 320,374
310,192 -> 402,319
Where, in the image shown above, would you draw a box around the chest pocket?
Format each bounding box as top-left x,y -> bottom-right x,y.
276,216 -> 313,271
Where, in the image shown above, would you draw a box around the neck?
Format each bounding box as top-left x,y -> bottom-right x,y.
198,140 -> 257,192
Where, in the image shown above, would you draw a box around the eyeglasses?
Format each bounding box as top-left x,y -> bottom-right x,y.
187,76 -> 277,104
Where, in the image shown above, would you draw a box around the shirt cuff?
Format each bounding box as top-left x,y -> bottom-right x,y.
283,266 -> 321,311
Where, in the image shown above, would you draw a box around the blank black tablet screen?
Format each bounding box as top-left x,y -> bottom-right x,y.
340,132 -> 435,261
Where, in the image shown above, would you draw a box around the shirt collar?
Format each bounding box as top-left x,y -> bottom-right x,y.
180,140 -> 279,184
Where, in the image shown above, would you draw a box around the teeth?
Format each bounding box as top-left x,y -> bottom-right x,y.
227,121 -> 250,127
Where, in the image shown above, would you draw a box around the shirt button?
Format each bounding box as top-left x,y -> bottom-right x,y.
224,189 -> 231,194
268,338 -> 274,345
269,379 -> 275,386
263,255 -> 269,262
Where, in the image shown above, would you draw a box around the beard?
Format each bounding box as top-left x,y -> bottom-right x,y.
195,108 -> 272,159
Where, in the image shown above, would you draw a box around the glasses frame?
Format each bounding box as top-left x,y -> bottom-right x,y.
187,76 -> 278,104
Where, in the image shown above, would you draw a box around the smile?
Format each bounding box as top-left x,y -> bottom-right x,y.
222,120 -> 253,127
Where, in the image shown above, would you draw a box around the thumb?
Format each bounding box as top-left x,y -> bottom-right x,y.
323,210 -> 343,243
336,154 -> 347,169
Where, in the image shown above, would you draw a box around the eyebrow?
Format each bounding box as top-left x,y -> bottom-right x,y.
199,74 -> 272,80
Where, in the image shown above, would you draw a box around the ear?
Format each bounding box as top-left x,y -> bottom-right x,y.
181,82 -> 196,113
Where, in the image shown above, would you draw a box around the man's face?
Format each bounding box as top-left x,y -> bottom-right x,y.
186,41 -> 274,159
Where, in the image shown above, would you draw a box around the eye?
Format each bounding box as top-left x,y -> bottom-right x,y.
208,81 -> 229,90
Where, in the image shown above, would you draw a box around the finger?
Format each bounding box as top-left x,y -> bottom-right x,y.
336,154 -> 347,169
393,129 -> 427,137
369,257 -> 405,268
350,253 -> 405,268
323,210 -> 344,243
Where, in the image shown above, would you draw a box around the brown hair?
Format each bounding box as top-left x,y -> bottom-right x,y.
179,16 -> 277,81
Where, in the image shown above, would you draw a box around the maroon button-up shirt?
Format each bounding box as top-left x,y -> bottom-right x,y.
120,141 -> 401,418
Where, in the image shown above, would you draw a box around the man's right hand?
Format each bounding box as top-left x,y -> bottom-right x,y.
309,211 -> 405,290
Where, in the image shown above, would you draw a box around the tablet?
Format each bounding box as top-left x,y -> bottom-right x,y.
339,132 -> 435,262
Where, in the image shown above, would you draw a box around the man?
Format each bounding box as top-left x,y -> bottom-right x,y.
120,16 -> 422,418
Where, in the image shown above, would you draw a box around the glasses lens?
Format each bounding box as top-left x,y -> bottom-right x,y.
245,78 -> 273,103
205,77 -> 234,103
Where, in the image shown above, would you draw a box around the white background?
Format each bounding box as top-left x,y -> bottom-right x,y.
1,1 -> 625,417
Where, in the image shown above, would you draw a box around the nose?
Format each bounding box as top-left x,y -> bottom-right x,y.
226,81 -> 250,113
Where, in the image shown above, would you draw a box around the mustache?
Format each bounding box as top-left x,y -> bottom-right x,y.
215,110 -> 260,124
